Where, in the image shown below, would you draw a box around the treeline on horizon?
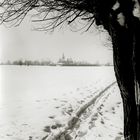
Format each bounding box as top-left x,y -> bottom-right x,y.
0,59 -> 113,66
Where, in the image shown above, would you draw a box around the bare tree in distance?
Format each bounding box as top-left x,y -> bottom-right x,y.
0,0 -> 140,139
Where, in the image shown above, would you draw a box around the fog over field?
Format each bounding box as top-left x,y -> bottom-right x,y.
0,21 -> 113,65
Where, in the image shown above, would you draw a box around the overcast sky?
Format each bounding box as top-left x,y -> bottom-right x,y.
0,16 -> 113,64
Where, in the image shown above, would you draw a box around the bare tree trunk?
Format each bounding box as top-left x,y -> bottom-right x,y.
134,17 -> 140,140
107,17 -> 140,140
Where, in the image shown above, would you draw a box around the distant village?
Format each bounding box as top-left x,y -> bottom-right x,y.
0,54 -> 112,66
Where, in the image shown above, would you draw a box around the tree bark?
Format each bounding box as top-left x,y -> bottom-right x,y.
134,17 -> 140,140
107,17 -> 140,140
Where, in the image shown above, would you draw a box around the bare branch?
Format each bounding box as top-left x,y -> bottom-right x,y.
0,0 -> 96,31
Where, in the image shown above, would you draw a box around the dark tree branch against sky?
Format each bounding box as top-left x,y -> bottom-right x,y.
0,0 -> 140,140
0,0 -> 129,31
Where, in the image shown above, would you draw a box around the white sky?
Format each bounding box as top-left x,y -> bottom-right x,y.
0,15 -> 113,64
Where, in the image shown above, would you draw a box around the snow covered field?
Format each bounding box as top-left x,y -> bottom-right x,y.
0,66 -> 123,140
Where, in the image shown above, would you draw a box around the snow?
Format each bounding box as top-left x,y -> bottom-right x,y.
71,84 -> 124,140
0,66 -> 123,140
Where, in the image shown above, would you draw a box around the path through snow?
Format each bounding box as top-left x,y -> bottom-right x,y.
43,82 -> 124,140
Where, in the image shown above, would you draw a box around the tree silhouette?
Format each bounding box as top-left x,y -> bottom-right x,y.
0,0 -> 140,139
